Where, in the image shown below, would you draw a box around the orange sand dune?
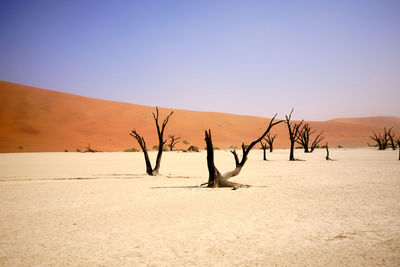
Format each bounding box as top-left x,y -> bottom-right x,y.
1,81 -> 399,152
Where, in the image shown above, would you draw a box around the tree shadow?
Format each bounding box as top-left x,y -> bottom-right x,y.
150,185 -> 269,189
150,185 -> 201,189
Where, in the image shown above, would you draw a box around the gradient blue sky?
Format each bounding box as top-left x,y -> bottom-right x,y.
1,0 -> 399,120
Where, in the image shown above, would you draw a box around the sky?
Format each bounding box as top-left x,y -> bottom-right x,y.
1,0 -> 399,121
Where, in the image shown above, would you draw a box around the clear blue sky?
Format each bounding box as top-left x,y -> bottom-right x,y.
1,0 -> 399,120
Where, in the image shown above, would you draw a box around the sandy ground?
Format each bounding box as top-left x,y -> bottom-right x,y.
0,148 -> 399,266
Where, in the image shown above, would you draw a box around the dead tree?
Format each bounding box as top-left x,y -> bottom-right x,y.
285,109 -> 304,161
398,140 -> 400,160
260,139 -> 268,161
297,124 -> 313,153
370,131 -> 383,150
84,144 -> 99,153
265,132 -> 277,152
387,129 -> 396,150
297,123 -> 325,153
325,142 -> 332,161
383,127 -> 392,150
203,114 -> 283,188
168,135 -> 181,151
130,107 -> 173,176
310,131 -> 325,152
370,127 -> 392,150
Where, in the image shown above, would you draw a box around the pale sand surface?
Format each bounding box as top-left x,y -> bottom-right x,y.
0,148 -> 399,266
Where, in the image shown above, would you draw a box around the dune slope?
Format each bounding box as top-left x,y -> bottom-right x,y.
1,81 -> 399,152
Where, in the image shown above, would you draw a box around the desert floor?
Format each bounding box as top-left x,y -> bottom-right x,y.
0,148 -> 399,266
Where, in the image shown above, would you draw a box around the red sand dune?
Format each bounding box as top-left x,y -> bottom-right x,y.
1,81 -> 399,152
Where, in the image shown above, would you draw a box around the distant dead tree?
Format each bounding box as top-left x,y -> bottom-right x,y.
84,144 -> 99,153
285,109 -> 304,161
264,132 -> 277,152
297,123 -> 325,153
130,107 -> 173,176
398,139 -> 400,160
370,131 -> 383,150
259,139 -> 268,161
387,129 -> 396,150
325,142 -> 332,161
370,127 -> 392,150
168,135 -> 181,151
202,114 -> 283,188
385,127 -> 393,150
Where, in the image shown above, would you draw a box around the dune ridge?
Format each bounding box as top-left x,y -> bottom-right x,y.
1,81 -> 399,152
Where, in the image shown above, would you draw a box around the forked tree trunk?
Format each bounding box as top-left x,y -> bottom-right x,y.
387,130 -> 396,150
260,140 -> 268,161
285,109 -> 304,161
130,107 -> 173,176
203,115 -> 282,188
168,135 -> 181,151
304,146 -> 310,153
129,131 -> 154,175
265,133 -> 277,152
205,130 -> 244,188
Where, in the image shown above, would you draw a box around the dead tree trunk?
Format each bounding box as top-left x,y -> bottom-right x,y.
387,129 -> 396,150
285,109 -> 304,161
260,140 -> 268,161
398,140 -> 400,160
129,130 -> 153,175
130,107 -> 173,176
203,114 -> 283,188
382,127 -> 391,150
325,142 -> 332,161
265,132 -> 277,152
168,135 -> 181,151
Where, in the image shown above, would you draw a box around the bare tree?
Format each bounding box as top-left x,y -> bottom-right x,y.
297,123 -> 325,153
370,131 -> 383,150
84,144 -> 99,153
130,107 -> 173,176
168,135 -> 181,151
384,127 -> 392,150
370,127 -> 392,150
264,132 -> 277,152
260,139 -> 268,161
387,129 -> 396,150
285,109 -> 304,161
202,114 -> 283,188
297,124 -> 313,153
